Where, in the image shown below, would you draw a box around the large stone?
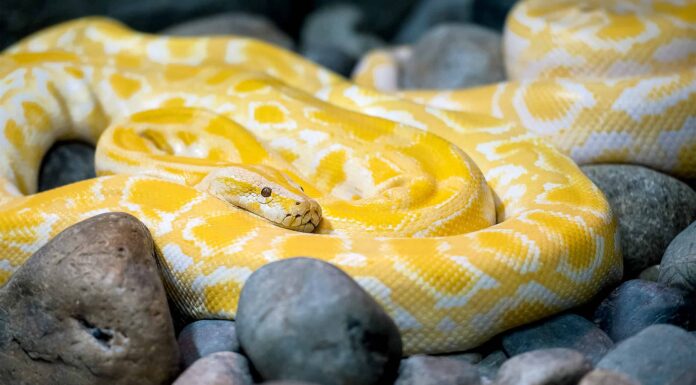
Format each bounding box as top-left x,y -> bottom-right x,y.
38,141 -> 96,191
582,165 -> 696,276
172,352 -> 252,385
477,350 -> 507,383
394,355 -> 481,385
236,257 -> 402,385
659,220 -> 696,294
393,0 -> 475,43
502,313 -> 613,365
494,348 -> 592,385
178,320 -> 239,369
578,370 -> 640,385
0,212 -> 179,384
593,279 -> 694,341
596,324 -> 696,385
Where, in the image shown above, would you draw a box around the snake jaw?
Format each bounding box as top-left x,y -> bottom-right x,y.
278,199 -> 322,233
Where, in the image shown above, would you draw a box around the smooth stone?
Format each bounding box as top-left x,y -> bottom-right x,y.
578,370 -> 640,385
494,348 -> 592,385
178,320 -> 239,369
582,165 -> 696,276
236,257 -> 402,385
593,279 -> 695,342
477,350 -> 507,384
639,265 -> 661,282
659,220 -> 696,294
38,141 -> 96,191
394,355 -> 481,385
442,352 -> 482,365
502,313 -> 613,365
0,212 -> 179,384
394,0 -> 475,43
301,44 -> 356,77
596,324 -> 696,385
400,24 -> 505,89
665,368 -> 696,385
160,13 -> 293,50
173,352 -> 252,385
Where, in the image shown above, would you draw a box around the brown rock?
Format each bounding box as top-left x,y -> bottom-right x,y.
0,212 -> 179,385
173,352 -> 252,385
578,370 -> 640,385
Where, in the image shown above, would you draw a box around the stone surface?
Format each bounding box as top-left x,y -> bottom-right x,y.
494,348 -> 592,385
582,165 -> 696,276
659,220 -> 696,294
443,352 -> 482,365
236,257 -> 402,385
400,24 -> 505,89
596,324 -> 696,385
394,0 -> 475,43
173,352 -> 252,385
301,45 -> 356,77
502,313 -> 613,365
261,382 -> 321,385
593,279 -> 694,342
38,141 -> 96,191
665,368 -> 696,385
178,320 -> 239,369
477,350 -> 507,383
160,13 -> 293,50
578,370 -> 640,385
639,265 -> 661,282
0,212 -> 179,385
394,355 -> 481,385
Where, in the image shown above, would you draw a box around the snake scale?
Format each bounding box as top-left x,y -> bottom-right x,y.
0,0 -> 693,354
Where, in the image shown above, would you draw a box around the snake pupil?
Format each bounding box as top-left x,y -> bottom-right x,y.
261,187 -> 272,197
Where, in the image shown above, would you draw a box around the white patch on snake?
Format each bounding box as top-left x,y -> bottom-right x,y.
355,276 -> 422,330
225,41 -> 247,64
298,130 -> 329,146
363,107 -> 427,130
569,131 -> 635,165
486,165 -> 527,186
332,252 -> 367,267
657,116 -> 696,171
516,48 -> 586,79
190,266 -> 253,294
612,75 -> 696,122
162,243 -> 194,273
437,317 -> 458,333
0,260 -> 15,273
435,255 -> 499,309
654,38 -> 696,62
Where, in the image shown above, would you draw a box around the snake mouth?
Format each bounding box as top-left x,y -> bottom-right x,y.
279,200 -> 322,233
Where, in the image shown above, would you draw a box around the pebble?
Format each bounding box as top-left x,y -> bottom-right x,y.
638,265 -> 661,282
502,313 -> 613,365
178,320 -> 239,368
659,220 -> 696,294
236,257 -> 402,385
394,355 -> 481,385
665,368 -> 696,385
38,141 -> 95,191
577,370 -> 640,385
0,213 -> 179,384
160,13 -> 294,50
477,350 -> 507,384
593,279 -> 694,341
400,24 -> 505,89
582,165 -> 696,276
173,352 -> 252,385
494,348 -> 592,385
596,324 -> 696,385
393,0 -> 475,43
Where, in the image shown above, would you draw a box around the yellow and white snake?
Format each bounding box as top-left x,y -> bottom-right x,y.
0,0 -> 693,354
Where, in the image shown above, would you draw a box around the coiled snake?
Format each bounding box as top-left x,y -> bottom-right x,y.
0,0 -> 693,354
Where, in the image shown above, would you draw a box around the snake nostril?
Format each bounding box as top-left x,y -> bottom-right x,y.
295,201 -> 300,205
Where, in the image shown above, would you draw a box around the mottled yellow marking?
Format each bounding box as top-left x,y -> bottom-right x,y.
164,64 -> 201,81
234,79 -> 269,93
64,66 -> 83,78
596,15 -> 645,40
109,74 -> 141,99
22,102 -> 51,132
176,131 -> 197,146
4,120 -> 24,148
253,104 -> 286,124
161,97 -> 187,107
114,53 -> 141,68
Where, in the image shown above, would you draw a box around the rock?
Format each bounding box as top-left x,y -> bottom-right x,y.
173,352 -> 252,385
442,352 -> 482,365
394,0 -> 475,44
236,257 -> 402,385
502,313 -> 613,365
38,141 -> 96,191
665,368 -> 696,385
178,320 -> 239,369
639,265 -> 661,282
659,220 -> 696,294
578,370 -> 640,385
312,0 -> 417,37
394,355 -> 481,385
582,165 -> 696,276
494,348 -> 592,385
261,382 -> 321,385
400,24 -> 505,89
593,279 -> 694,342
160,13 -> 294,50
0,212 -> 179,385
477,350 -> 507,384
596,324 -> 696,385
301,45 -> 356,77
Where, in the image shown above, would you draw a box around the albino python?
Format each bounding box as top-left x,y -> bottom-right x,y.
0,0 -> 693,354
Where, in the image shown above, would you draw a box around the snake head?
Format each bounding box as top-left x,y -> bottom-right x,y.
197,165 -> 322,232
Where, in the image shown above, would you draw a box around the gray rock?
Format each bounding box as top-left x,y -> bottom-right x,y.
261,382 -> 322,385
665,368 -> 696,385
178,320 -> 239,369
578,370 -> 640,385
160,13 -> 293,50
502,313 -> 613,365
394,0 -> 475,43
0,212 -> 179,385
38,141 -> 96,191
400,24 -> 505,89
582,165 -> 696,276
395,355 -> 481,385
236,257 -> 402,385
494,348 -> 592,385
477,350 -> 507,384
593,279 -> 694,341
301,45 -> 356,77
442,352 -> 482,365
173,352 -> 252,385
639,265 -> 661,282
596,324 -> 696,385
659,220 -> 696,294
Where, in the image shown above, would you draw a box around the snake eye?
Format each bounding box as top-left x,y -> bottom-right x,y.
261,187 -> 272,197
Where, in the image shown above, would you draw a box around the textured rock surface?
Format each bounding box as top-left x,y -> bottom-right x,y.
0,212 -> 179,385
394,0 -> 475,43
495,348 -> 592,385
477,350 -> 507,383
596,324 -> 696,385
502,313 -> 613,365
659,220 -> 696,294
38,141 -> 96,191
236,257 -> 402,385
593,279 -> 694,341
582,165 -> 696,276
394,355 -> 481,385
172,352 -> 252,385
638,265 -> 661,282
178,320 -> 239,369
578,370 -> 640,385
